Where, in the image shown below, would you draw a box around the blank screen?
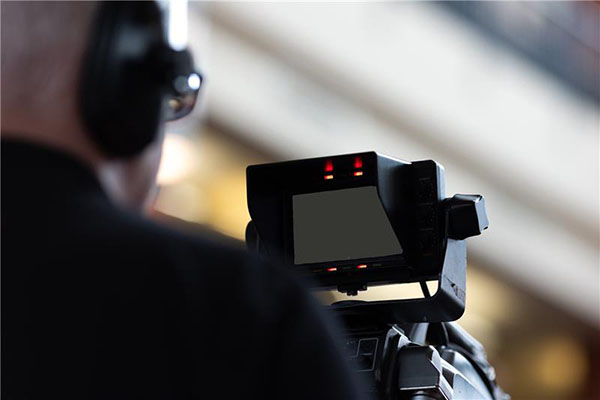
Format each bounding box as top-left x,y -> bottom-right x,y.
293,186 -> 403,264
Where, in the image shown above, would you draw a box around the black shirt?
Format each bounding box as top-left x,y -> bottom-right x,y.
1,140 -> 362,399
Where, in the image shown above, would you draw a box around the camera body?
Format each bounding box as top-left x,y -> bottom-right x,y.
247,152 -> 445,289
246,152 -> 506,399
247,151 -> 487,323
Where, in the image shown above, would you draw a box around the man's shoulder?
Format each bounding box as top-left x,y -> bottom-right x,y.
92,206 -> 250,269
95,207 -> 290,290
100,209 -> 305,325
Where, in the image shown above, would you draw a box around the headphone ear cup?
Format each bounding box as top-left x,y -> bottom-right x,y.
80,2 -> 165,158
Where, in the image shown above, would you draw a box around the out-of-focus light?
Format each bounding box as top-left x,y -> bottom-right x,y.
327,267 -> 337,272
153,182 -> 206,222
533,335 -> 588,395
188,73 -> 201,90
157,133 -> 197,185
354,171 -> 363,177
357,264 -> 367,269
316,282 -> 426,303
161,0 -> 188,51
324,174 -> 334,180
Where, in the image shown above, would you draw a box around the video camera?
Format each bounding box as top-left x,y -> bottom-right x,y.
246,152 -> 508,400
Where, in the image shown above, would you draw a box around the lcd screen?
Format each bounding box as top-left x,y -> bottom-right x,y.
293,186 -> 403,264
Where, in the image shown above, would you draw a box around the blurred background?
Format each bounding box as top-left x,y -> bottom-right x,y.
152,3 -> 599,400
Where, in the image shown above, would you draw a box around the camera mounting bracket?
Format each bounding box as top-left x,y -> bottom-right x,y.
330,239 -> 466,324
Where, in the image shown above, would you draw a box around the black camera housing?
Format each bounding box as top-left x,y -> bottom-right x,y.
246,152 -> 487,323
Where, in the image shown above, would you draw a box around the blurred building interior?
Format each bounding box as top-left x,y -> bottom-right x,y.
152,3 -> 599,400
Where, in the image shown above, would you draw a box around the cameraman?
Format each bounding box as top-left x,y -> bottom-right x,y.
1,2 -> 361,398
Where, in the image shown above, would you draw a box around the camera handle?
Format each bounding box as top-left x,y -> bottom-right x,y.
337,194 -> 487,324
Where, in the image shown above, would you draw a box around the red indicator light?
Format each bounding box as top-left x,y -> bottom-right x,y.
325,160 -> 334,172
357,264 -> 368,269
354,171 -> 363,177
327,267 -> 338,272
354,157 -> 363,169
324,174 -> 334,180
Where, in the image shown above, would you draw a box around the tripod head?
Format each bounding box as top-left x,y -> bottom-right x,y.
246,152 -> 488,323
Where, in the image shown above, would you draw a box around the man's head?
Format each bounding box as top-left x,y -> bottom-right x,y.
1,1 -> 168,210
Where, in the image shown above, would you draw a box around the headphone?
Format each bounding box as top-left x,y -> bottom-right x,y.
80,1 -> 201,158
